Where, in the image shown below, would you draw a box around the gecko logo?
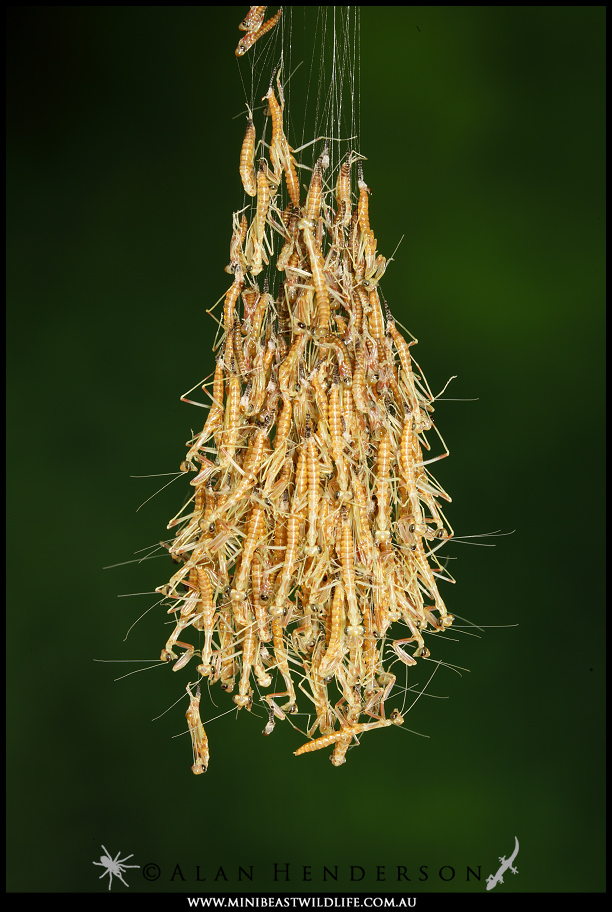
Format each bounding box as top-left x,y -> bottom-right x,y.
486,836 -> 519,891
93,845 -> 140,890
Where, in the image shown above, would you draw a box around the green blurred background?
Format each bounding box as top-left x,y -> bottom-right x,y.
7,5 -> 605,894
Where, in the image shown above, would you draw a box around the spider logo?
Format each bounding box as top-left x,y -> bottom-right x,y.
93,845 -> 140,890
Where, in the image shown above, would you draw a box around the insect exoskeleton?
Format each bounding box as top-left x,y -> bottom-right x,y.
238,6 -> 267,34
235,7 -> 283,57
185,683 -> 210,774
155,29 -> 461,773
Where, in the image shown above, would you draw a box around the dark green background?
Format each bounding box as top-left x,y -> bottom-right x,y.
7,5 -> 605,895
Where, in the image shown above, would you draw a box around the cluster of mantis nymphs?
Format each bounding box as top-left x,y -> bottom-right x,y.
158,44 -> 456,772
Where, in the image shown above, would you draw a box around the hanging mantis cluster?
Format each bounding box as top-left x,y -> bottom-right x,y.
157,25 -> 457,772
